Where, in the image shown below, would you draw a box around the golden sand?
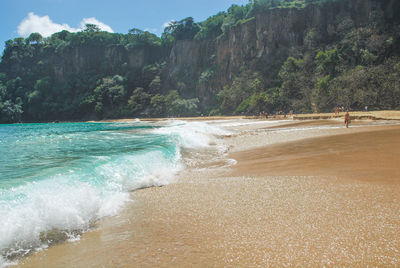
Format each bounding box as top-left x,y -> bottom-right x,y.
16,117 -> 400,267
231,125 -> 400,182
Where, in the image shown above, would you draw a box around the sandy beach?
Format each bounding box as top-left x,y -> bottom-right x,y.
15,113 -> 400,267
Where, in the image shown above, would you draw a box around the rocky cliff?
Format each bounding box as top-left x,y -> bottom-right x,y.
51,45 -> 164,82
1,0 -> 399,122
165,0 -> 399,97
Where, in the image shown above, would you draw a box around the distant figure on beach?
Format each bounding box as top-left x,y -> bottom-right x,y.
264,112 -> 268,119
334,106 -> 339,115
364,105 -> 368,112
344,110 -> 350,128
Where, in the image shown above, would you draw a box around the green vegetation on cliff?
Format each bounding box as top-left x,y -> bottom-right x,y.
1,0 -> 399,122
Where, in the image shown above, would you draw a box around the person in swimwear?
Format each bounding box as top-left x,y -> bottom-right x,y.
344,110 -> 350,128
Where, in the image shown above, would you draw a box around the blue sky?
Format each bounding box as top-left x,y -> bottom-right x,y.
0,0 -> 249,53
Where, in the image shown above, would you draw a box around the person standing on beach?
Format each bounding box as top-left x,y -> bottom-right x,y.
344,110 -> 350,128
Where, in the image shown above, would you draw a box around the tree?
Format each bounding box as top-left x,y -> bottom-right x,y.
0,100 -> 23,123
164,17 -> 200,40
194,12 -> 226,40
237,88 -> 285,114
34,77 -> 52,96
94,75 -> 126,116
169,98 -> 200,116
217,72 -> 264,114
51,30 -> 70,41
161,31 -> 175,47
150,94 -> 166,116
26,32 -> 43,45
149,76 -> 161,92
83,24 -> 101,32
128,28 -> 144,35
278,56 -> 313,112
279,57 -> 305,99
315,48 -> 340,75
127,87 -> 151,115
126,28 -> 161,47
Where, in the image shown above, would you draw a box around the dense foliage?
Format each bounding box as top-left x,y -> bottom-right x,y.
0,0 -> 399,123
216,1 -> 400,115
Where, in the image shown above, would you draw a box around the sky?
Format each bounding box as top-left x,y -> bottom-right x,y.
0,0 -> 249,54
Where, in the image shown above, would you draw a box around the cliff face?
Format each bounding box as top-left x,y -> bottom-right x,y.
40,0 -> 400,94
165,0 -> 399,96
51,45 -> 164,82
1,0 -> 399,122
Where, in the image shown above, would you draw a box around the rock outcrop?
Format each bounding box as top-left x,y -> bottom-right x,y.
165,0 -> 399,96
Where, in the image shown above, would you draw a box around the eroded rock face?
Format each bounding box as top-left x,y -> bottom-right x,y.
47,0 -> 399,104
51,45 -> 164,82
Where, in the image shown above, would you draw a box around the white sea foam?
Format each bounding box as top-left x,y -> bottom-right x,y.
0,256 -> 16,268
0,120 -> 228,265
0,160 -> 177,262
216,119 -> 287,127
97,150 -> 183,192
152,120 -> 231,148
226,158 -> 238,166
0,178 -> 104,261
0,149 -> 180,263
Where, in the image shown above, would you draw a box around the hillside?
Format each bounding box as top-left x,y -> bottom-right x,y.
0,0 -> 399,123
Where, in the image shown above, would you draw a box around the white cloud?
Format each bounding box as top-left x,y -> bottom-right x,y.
18,12 -> 77,37
17,12 -> 113,38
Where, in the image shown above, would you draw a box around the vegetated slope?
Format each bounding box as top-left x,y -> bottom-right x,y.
0,0 -> 399,123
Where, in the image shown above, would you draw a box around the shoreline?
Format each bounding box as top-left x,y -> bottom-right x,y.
93,110 -> 400,123
2,110 -> 400,125
14,118 -> 400,267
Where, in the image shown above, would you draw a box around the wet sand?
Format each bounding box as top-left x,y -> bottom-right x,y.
16,119 -> 400,267
231,124 -> 400,183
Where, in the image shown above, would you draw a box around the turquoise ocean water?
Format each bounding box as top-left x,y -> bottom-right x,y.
0,120 -> 227,265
